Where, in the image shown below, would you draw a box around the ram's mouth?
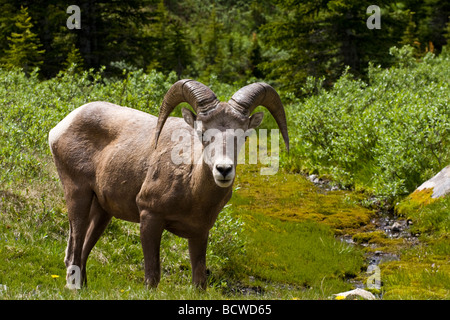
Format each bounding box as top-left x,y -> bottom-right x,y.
214,178 -> 233,188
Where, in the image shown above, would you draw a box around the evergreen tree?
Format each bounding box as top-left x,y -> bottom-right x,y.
95,0 -> 158,73
62,44 -> 84,74
166,19 -> 192,78
203,7 -> 224,67
401,14 -> 419,46
260,0 -> 410,94
0,0 -> 446,84
0,0 -> 16,56
2,6 -> 44,75
145,0 -> 192,78
409,0 -> 450,53
400,12 -> 422,57
444,21 -> 450,45
194,6 -> 226,81
248,32 -> 264,79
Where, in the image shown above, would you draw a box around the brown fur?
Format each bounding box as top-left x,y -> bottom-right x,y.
49,100 -> 262,289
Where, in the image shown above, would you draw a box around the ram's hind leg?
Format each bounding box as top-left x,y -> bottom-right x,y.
63,183 -> 94,288
80,195 -> 112,286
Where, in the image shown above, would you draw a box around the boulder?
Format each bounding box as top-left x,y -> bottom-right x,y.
417,165 -> 450,198
395,167 -> 450,216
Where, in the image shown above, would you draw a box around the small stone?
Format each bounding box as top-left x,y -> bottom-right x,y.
332,288 -> 377,300
391,222 -> 402,232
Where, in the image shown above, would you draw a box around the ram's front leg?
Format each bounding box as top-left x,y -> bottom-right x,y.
140,210 -> 165,288
188,233 -> 209,290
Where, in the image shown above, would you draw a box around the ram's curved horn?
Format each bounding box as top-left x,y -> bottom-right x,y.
154,79 -> 219,147
229,82 -> 289,152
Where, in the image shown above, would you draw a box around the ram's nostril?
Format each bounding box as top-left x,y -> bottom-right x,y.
216,164 -> 233,177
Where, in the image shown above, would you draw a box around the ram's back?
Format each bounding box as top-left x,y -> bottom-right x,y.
50,102 -> 151,173
49,102 -> 159,221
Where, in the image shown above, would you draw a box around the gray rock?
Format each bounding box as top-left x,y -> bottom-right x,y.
417,165 -> 450,198
391,222 -> 402,232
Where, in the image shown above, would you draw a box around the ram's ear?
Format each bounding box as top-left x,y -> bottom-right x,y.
182,107 -> 197,128
249,112 -> 264,129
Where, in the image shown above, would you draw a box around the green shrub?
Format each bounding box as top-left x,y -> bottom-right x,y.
0,67 -> 178,186
288,46 -> 450,199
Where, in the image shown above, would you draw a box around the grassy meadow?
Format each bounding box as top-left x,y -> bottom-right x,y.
0,159 -> 368,299
1,48 -> 449,300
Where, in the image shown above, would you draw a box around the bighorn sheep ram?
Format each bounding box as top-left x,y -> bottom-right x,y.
49,79 -> 289,289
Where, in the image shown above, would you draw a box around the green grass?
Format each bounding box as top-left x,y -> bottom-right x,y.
1,66 -> 448,300
234,213 -> 362,291
381,195 -> 450,299
0,66 -> 369,299
0,160 -> 367,299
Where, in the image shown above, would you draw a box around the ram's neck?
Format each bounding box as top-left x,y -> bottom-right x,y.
191,153 -> 233,202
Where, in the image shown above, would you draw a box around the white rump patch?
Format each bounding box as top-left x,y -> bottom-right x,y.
48,104 -> 87,151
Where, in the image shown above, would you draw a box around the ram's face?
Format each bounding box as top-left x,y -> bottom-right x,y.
182,103 -> 263,188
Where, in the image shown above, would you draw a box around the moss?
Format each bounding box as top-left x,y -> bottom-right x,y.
233,164 -> 374,235
381,193 -> 450,300
395,188 -> 437,217
351,231 -> 405,253
232,163 -> 450,299
352,231 -> 387,244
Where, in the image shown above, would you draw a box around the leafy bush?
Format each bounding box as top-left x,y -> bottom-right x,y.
287,46 -> 450,199
0,66 -> 178,185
